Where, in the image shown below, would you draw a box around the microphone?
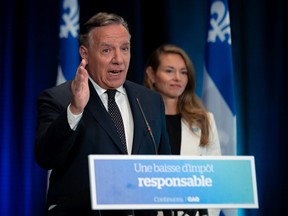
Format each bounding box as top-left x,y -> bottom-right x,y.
136,98 -> 157,154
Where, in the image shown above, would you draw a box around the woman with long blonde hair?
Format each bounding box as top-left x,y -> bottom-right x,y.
144,44 -> 221,216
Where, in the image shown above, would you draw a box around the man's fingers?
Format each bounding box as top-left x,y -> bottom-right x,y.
75,59 -> 88,82
79,58 -> 88,68
70,58 -> 90,114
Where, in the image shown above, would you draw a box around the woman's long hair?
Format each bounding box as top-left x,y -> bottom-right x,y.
144,44 -> 210,146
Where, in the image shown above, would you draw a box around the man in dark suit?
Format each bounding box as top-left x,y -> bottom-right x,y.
34,12 -> 171,216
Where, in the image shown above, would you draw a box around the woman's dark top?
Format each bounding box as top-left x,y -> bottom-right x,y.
165,114 -> 181,155
164,114 -> 208,216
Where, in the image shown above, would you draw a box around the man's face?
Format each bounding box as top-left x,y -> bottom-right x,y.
85,24 -> 131,89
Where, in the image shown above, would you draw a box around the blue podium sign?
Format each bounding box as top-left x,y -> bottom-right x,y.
88,155 -> 258,210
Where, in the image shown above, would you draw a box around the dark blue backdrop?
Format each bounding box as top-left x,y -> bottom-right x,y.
0,0 -> 287,215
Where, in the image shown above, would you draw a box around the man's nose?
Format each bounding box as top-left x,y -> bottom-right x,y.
112,49 -> 123,63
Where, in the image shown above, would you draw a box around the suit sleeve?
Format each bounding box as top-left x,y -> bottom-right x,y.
207,113 -> 221,215
207,112 -> 222,156
34,88 -> 77,170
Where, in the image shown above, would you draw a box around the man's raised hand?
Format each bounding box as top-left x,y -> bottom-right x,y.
70,59 -> 90,115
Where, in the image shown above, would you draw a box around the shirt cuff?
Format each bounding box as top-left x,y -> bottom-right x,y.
67,104 -> 83,130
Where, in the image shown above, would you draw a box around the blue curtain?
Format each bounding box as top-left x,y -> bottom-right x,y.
1,0 -> 287,215
0,1 -> 59,215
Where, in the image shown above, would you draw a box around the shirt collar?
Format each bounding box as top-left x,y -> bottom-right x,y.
88,77 -> 126,96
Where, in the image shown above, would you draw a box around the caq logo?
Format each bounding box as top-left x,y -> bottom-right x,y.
187,196 -> 200,202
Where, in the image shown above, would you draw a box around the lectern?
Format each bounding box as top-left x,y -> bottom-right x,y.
88,155 -> 258,211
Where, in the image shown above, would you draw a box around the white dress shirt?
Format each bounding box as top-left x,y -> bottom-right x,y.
67,77 -> 134,154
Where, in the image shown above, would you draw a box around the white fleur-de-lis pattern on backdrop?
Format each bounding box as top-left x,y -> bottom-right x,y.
59,0 -> 79,38
208,1 -> 231,45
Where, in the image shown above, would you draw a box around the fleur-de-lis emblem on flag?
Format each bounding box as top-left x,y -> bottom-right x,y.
208,1 -> 231,45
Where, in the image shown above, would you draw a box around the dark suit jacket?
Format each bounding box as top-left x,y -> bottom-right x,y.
34,80 -> 171,216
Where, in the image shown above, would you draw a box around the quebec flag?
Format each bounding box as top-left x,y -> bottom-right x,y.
56,0 -> 80,85
47,0 -> 79,191
202,0 -> 237,215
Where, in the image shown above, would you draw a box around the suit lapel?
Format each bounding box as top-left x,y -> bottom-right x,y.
124,82 -> 147,154
85,81 -> 126,153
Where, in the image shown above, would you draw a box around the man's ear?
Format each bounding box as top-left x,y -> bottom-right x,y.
146,66 -> 155,83
79,45 -> 88,63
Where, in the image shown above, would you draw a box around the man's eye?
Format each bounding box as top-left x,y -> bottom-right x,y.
122,47 -> 130,52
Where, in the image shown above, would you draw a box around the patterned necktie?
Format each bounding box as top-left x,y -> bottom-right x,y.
106,89 -> 127,153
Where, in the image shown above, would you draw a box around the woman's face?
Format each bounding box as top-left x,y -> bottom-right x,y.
152,53 -> 188,99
